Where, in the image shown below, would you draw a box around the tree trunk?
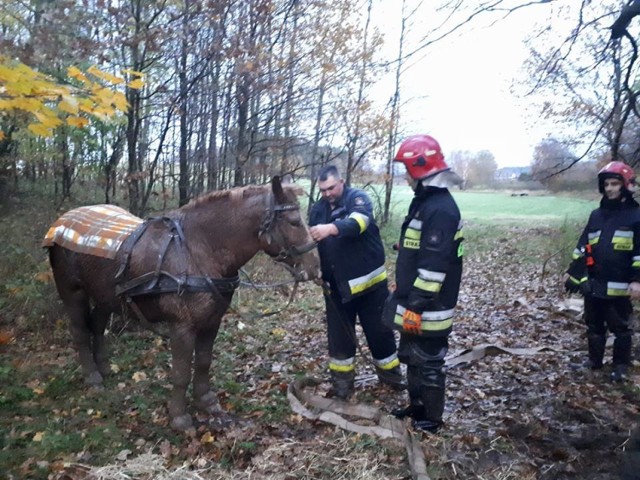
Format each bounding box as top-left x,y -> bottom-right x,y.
178,0 -> 191,206
383,0 -> 407,224
346,0 -> 373,185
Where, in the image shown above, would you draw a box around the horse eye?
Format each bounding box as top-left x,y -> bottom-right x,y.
288,218 -> 303,227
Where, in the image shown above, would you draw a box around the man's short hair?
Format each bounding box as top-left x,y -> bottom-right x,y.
318,165 -> 340,182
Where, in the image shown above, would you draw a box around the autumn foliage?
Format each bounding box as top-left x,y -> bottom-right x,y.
0,57 -> 144,139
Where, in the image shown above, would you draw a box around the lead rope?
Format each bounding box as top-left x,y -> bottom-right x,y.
236,273 -> 301,318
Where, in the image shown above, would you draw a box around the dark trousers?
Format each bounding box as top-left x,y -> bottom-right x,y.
398,334 -> 449,425
584,296 -> 633,366
324,284 -> 397,362
398,334 -> 449,395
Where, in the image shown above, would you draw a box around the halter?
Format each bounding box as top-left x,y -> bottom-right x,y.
259,193 -> 317,263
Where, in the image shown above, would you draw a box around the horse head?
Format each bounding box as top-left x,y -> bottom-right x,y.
259,176 -> 321,282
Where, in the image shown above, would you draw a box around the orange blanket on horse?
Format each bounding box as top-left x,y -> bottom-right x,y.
43,205 -> 143,259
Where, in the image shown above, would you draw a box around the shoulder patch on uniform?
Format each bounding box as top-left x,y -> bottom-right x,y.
354,196 -> 365,206
426,231 -> 442,245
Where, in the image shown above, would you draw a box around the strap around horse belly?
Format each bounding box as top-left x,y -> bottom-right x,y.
115,270 -> 240,297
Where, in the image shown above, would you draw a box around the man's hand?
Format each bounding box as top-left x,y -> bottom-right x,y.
563,273 -> 580,294
564,278 -> 581,294
629,282 -> 640,299
402,310 -> 422,335
310,224 -> 338,242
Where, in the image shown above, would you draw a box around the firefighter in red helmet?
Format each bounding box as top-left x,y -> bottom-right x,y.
384,134 -> 464,433
565,161 -> 640,381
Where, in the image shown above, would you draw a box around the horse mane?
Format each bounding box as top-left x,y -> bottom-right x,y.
182,183 -> 303,211
182,185 -> 266,211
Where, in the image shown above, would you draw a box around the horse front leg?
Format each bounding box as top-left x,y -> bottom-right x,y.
169,327 -> 196,431
192,326 -> 222,414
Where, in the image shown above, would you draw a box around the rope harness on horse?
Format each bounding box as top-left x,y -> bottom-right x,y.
114,216 -> 240,298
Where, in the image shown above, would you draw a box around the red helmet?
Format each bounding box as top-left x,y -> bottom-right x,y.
597,161 -> 636,193
394,134 -> 450,180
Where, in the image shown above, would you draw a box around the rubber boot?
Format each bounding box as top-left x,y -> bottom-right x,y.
611,364 -> 629,383
391,402 -> 420,419
329,370 -> 355,400
412,385 -> 445,433
613,334 -> 632,367
586,334 -> 606,370
612,334 -> 632,382
392,387 -> 444,433
376,366 -> 407,391
391,374 -> 422,419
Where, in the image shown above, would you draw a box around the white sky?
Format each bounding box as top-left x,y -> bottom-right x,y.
372,2 -> 555,168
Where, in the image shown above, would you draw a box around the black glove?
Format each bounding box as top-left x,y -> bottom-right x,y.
564,278 -> 581,294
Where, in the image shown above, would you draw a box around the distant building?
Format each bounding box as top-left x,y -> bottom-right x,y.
496,166 -> 531,181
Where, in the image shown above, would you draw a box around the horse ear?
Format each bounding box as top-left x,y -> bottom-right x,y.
271,175 -> 287,203
279,174 -> 294,184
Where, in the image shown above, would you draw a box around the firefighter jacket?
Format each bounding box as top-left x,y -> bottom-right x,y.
384,185 -> 463,337
566,196 -> 640,299
309,186 -> 387,303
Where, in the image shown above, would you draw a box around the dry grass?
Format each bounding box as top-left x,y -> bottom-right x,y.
72,436 -> 403,480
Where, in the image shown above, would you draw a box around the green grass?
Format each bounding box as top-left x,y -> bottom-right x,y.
373,187 -> 594,263
453,191 -> 596,224
379,185 -> 597,226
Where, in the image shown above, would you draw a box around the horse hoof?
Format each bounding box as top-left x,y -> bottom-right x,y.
195,391 -> 223,413
85,371 -> 104,386
170,414 -> 194,431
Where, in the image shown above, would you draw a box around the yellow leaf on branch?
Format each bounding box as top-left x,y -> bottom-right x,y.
34,110 -> 63,129
67,116 -> 89,128
127,78 -> 145,90
112,92 -> 129,111
11,97 -> 43,112
121,68 -> 145,77
58,96 -> 79,115
28,123 -> 53,137
87,65 -> 124,85
67,66 -> 88,83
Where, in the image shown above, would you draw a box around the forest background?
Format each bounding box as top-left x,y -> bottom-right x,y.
3,0 -> 640,215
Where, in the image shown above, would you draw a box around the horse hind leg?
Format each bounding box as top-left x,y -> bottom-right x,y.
64,291 -> 104,386
89,305 -> 112,378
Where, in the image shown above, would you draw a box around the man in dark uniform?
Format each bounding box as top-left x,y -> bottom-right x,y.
565,161 -> 640,382
385,134 -> 464,433
309,165 -> 404,399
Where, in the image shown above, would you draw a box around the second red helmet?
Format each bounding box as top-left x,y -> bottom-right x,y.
597,161 -> 636,193
394,134 -> 450,180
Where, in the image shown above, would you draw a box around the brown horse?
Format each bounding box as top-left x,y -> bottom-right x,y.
44,177 -> 320,430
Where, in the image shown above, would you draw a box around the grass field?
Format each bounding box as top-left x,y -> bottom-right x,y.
378,185 -> 598,226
